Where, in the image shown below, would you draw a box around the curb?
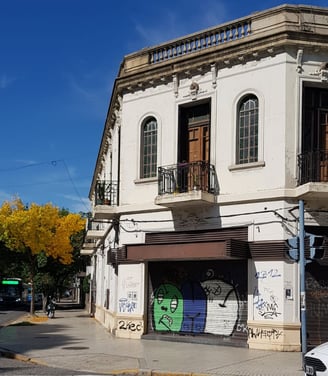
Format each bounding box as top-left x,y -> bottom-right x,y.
0,348 -> 48,366
143,372 -> 210,376
0,350 -> 211,376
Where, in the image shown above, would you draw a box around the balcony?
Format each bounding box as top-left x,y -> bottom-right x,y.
93,180 -> 119,220
297,150 -> 328,205
298,151 -> 328,184
155,161 -> 219,207
80,239 -> 97,256
85,218 -> 107,241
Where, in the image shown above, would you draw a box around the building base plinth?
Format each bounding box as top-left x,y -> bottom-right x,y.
247,321 -> 301,351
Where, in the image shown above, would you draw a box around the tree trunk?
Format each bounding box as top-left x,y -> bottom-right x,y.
27,249 -> 36,315
30,280 -> 35,315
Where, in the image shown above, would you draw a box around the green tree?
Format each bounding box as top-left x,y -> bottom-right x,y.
0,241 -> 29,278
0,198 -> 85,314
35,229 -> 87,311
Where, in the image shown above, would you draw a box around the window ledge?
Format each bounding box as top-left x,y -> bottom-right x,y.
228,161 -> 265,171
134,177 -> 158,184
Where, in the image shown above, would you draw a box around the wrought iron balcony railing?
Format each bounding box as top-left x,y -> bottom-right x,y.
95,180 -> 118,206
86,218 -> 106,231
158,161 -> 219,195
298,150 -> 328,185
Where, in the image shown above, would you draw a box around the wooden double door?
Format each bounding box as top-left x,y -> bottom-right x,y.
178,101 -> 210,191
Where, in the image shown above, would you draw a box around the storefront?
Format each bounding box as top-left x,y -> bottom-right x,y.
126,227 -> 250,346
147,259 -> 248,346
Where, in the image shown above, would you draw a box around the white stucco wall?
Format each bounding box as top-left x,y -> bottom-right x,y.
108,263 -> 117,312
248,260 -> 300,323
117,263 -> 145,316
115,51 -> 301,209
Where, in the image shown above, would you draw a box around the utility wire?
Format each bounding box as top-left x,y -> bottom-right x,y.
60,159 -> 90,213
1,176 -> 90,189
0,160 -> 61,172
117,206 -> 298,224
0,158 -> 91,213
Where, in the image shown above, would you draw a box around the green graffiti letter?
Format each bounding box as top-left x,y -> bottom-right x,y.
153,283 -> 183,332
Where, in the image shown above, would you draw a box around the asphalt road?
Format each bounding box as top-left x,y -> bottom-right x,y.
0,308 -> 27,327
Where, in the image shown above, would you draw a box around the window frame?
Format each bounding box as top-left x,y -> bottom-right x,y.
140,116 -> 158,179
236,94 -> 259,165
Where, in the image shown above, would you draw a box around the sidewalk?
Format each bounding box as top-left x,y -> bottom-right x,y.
0,308 -> 304,376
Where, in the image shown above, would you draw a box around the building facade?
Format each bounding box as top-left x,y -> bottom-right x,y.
81,4 -> 328,351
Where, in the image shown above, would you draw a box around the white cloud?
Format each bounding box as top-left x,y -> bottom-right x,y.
62,194 -> 91,213
133,0 -> 228,46
0,74 -> 16,89
67,75 -> 97,102
0,190 -> 17,204
62,71 -> 111,120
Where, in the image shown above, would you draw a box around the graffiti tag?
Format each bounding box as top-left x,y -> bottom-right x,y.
118,320 -> 142,332
255,269 -> 281,279
253,288 -> 281,319
119,298 -> 137,313
248,327 -> 283,340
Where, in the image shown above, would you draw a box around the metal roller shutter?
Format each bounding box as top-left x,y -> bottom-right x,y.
306,261 -> 328,347
147,260 -> 248,347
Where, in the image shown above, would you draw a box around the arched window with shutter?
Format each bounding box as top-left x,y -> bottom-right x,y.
236,95 -> 259,164
141,117 -> 158,178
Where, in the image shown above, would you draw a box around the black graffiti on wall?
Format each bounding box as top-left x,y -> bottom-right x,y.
118,320 -> 142,332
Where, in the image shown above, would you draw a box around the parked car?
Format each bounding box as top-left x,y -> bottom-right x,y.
304,342 -> 328,375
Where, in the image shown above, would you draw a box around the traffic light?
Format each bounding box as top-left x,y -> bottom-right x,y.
309,234 -> 325,260
286,236 -> 299,261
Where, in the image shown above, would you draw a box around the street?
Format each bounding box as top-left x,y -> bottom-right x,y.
0,307 -> 27,327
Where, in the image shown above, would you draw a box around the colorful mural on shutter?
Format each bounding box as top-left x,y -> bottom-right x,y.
148,260 -> 248,345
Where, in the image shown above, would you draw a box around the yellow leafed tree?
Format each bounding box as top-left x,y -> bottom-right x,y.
0,198 -> 85,314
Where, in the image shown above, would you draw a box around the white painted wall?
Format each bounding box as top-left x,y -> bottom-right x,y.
115,52 -> 301,210
108,263 -> 117,312
95,253 -> 104,306
248,260 -> 300,323
117,263 -> 145,315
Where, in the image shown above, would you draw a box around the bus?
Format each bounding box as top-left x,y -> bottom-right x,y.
0,277 -> 24,307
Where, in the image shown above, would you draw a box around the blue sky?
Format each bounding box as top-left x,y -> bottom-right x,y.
1,0 -> 327,213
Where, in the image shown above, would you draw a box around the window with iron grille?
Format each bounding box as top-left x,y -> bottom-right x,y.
236,95 -> 258,164
141,117 -> 157,178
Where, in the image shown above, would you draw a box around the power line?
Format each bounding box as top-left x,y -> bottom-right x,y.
0,160 -> 58,172
117,206 -> 298,224
61,159 -> 90,213
1,176 -> 91,189
118,219 -> 288,233
91,206 -> 299,228
0,158 -> 91,213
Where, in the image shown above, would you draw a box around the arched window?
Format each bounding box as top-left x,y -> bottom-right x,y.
236,95 -> 259,164
141,117 -> 157,178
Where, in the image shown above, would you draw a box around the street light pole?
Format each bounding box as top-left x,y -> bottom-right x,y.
299,199 -> 307,363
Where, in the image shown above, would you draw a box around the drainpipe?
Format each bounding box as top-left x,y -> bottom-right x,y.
299,199 -> 307,364
117,126 -> 121,206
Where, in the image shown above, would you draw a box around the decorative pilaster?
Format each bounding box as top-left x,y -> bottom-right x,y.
173,74 -> 178,97
296,49 -> 303,73
211,63 -> 217,88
